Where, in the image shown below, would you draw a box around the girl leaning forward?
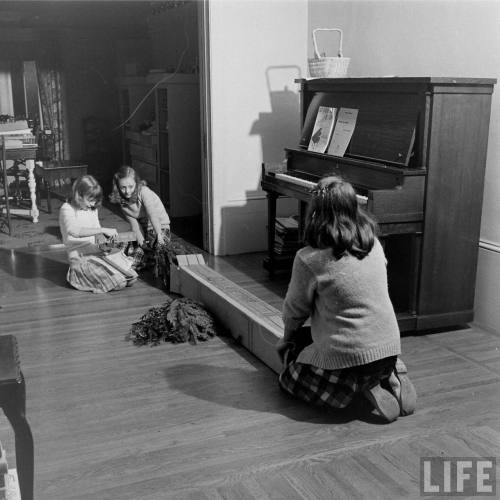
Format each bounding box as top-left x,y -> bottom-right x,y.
109,166 -> 171,271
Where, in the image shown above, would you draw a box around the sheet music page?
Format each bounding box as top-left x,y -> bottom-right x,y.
327,108 -> 359,157
299,93 -> 324,147
307,106 -> 337,154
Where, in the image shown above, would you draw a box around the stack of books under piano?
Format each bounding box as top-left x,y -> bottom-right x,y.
274,216 -> 300,256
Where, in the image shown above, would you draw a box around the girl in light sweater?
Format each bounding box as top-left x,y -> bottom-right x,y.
276,175 -> 416,422
109,166 -> 170,271
59,175 -> 126,293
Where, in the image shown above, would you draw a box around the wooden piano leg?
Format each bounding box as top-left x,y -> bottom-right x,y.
266,192 -> 278,277
408,232 -> 422,316
298,200 -> 307,244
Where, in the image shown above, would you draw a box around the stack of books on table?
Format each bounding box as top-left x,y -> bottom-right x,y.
274,217 -> 300,256
0,120 -> 36,149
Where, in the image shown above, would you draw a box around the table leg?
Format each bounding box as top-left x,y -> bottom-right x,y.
46,180 -> 52,214
0,374 -> 34,500
25,160 -> 39,223
1,144 -> 12,235
35,173 -> 41,209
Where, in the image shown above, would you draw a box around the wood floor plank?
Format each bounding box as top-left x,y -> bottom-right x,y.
0,245 -> 499,499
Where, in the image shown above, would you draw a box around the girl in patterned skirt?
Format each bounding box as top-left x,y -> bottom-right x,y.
275,176 -> 416,422
59,175 -> 129,293
109,166 -> 171,272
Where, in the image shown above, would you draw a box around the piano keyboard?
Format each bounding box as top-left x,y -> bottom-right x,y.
275,172 -> 315,189
274,173 -> 368,205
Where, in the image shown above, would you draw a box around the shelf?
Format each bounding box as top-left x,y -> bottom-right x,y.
129,143 -> 157,164
125,130 -> 157,145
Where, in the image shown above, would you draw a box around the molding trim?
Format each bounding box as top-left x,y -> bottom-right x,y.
198,0 -> 213,253
226,195 -> 267,204
479,238 -> 500,254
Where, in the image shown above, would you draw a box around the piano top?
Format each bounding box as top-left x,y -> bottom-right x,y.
295,77 -> 498,87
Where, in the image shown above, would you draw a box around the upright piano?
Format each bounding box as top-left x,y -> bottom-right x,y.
261,77 -> 496,332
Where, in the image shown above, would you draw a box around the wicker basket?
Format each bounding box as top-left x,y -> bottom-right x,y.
308,28 -> 350,78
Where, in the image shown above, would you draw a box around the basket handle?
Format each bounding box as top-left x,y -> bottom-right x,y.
312,28 -> 344,58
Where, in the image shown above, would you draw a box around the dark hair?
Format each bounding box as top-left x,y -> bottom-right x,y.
71,175 -> 103,210
109,165 -> 146,205
303,175 -> 376,259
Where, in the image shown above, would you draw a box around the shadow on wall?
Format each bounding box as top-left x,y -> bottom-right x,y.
219,192 -> 301,256
250,66 -> 302,164
217,67 -> 303,255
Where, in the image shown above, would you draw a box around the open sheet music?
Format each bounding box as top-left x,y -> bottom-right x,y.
327,108 -> 359,157
307,106 -> 337,153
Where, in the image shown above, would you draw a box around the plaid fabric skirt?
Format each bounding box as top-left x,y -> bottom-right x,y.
67,255 -> 128,293
121,226 -> 171,272
279,356 -> 397,409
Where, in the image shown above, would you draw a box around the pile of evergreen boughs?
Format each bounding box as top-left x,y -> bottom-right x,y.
128,296 -> 218,346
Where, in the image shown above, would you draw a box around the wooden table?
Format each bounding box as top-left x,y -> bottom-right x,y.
1,142 -> 39,234
35,161 -> 87,213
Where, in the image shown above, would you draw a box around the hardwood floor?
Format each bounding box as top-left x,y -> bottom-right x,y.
1,246 -> 499,499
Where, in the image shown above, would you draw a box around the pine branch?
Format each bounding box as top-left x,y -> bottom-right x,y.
128,297 -> 218,346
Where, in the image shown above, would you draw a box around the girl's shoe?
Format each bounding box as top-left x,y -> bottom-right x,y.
363,383 -> 400,423
282,345 -> 297,366
388,370 -> 417,416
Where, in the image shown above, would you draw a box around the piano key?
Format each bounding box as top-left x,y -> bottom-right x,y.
274,172 -> 368,205
275,172 -> 315,188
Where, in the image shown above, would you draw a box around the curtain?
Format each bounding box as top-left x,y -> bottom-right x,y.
36,64 -> 67,161
0,63 -> 14,116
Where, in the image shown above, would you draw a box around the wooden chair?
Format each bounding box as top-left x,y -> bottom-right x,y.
0,335 -> 34,500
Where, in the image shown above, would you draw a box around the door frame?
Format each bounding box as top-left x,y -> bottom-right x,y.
197,0 -> 214,254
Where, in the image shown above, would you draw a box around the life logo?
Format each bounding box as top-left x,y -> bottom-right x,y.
420,457 -> 496,496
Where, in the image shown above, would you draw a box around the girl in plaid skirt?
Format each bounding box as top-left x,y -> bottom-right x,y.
109,166 -> 171,272
59,175 -> 130,293
276,176 -> 416,422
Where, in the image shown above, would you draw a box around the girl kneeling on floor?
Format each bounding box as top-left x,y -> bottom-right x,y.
109,166 -> 171,272
59,175 -> 131,293
275,175 -> 416,423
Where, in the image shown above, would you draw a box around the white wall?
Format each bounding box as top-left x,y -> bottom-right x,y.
308,0 -> 500,333
207,0 -> 308,255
